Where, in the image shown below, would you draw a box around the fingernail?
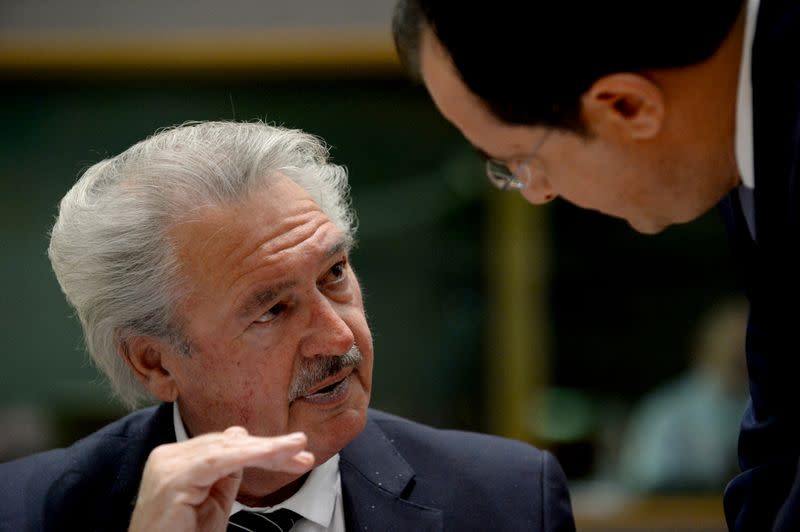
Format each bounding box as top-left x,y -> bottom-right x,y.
297,451 -> 315,464
225,426 -> 248,436
286,432 -> 306,442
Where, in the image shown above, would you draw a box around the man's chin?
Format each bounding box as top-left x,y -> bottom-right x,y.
240,405 -> 368,505
627,216 -> 670,235
238,469 -> 309,507
305,406 -> 367,462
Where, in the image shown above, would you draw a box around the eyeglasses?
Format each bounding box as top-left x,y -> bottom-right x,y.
484,131 -> 551,191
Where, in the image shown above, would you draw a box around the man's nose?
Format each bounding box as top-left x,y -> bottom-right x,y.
300,294 -> 355,357
521,173 -> 557,205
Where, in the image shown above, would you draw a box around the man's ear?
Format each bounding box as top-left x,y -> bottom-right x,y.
119,335 -> 179,402
581,73 -> 665,140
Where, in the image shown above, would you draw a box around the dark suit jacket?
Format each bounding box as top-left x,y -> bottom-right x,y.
720,0 -> 800,530
0,404 -> 575,531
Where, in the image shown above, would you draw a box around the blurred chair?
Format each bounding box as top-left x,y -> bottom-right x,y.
615,298 -> 749,492
0,404 -> 56,462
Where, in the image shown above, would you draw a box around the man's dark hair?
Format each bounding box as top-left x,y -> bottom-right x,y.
393,0 -> 745,132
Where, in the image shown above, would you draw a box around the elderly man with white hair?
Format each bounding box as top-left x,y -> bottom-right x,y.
0,121 -> 574,532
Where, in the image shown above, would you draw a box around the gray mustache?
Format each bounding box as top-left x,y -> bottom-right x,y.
288,345 -> 363,402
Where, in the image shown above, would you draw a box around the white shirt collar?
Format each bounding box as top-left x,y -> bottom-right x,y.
172,402 -> 341,529
735,0 -> 760,189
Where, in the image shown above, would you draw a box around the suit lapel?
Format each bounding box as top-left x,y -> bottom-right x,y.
339,415 -> 442,531
103,403 -> 177,530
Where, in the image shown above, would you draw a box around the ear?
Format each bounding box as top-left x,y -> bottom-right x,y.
119,335 -> 179,402
581,73 -> 665,140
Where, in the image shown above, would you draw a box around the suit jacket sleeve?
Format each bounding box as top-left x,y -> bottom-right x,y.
721,1 -> 800,530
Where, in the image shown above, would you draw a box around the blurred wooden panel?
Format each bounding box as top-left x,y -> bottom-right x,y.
574,494 -> 726,532
0,29 -> 399,74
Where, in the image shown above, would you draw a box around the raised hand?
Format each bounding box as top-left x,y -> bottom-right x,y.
129,428 -> 314,532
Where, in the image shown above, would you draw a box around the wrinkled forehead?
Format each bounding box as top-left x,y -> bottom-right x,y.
169,177 -> 333,284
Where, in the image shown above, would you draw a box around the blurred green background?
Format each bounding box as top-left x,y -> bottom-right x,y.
0,76 -> 486,431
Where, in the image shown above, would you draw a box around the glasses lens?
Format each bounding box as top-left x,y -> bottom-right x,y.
485,159 -> 528,191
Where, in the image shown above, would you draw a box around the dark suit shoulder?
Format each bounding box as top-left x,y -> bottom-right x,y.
363,409 -> 575,531
0,404 -> 172,532
368,408 -> 549,464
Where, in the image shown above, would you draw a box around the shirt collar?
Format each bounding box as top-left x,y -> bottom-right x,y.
172,402 -> 341,528
735,0 -> 760,189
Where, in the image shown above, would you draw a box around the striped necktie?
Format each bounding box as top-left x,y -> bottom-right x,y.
227,508 -> 302,532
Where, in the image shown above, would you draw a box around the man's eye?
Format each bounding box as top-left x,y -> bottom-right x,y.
323,260 -> 347,284
254,303 -> 286,324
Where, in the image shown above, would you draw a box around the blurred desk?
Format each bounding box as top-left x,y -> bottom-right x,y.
572,488 -> 726,532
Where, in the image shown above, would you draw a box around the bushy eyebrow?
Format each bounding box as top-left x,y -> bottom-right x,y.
236,235 -> 353,319
326,235 -> 353,259
237,280 -> 297,319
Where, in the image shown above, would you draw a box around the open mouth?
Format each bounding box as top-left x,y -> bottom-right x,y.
315,379 -> 343,394
301,371 -> 352,403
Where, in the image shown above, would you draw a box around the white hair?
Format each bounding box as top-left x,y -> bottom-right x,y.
48,121 -> 356,409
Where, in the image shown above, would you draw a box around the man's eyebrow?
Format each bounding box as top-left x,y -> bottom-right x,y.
237,280 -> 296,319
237,236 -> 353,319
327,235 -> 354,259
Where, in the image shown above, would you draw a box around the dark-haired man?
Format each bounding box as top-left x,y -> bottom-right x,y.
393,0 -> 800,529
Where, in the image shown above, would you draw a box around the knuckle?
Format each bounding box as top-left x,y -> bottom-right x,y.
147,443 -> 172,464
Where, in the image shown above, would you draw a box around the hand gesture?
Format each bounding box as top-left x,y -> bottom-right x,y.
128,427 -> 313,532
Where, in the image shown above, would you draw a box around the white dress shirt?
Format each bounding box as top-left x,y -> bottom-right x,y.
172,403 -> 346,531
735,0 -> 761,239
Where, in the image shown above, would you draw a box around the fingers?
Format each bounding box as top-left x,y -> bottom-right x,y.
147,430 -> 314,494
130,429 -> 315,531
